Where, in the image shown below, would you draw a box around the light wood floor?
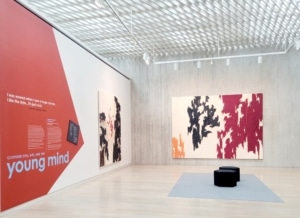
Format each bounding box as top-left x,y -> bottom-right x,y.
2,165 -> 300,218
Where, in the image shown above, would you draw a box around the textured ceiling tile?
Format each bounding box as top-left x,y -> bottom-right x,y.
22,0 -> 300,59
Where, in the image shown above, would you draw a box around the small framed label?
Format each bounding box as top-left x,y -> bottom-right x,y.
67,120 -> 79,145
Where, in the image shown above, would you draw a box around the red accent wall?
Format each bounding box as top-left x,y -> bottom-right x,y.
0,0 -> 83,211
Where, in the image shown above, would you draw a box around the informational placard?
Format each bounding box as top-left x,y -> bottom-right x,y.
67,120 -> 80,145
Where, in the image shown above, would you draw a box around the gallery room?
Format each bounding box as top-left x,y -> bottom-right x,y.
1,0 -> 300,217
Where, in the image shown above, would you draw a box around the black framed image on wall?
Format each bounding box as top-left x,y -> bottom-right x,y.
67,120 -> 80,145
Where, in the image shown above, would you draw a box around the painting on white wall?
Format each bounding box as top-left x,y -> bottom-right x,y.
172,93 -> 263,159
98,91 -> 121,167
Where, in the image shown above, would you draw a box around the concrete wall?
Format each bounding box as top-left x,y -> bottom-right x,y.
111,48 -> 300,167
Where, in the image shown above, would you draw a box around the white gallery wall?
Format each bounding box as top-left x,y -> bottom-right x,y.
15,0 -> 132,192
49,29 -> 132,192
111,48 -> 300,167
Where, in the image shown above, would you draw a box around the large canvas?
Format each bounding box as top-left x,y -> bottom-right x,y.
98,91 -> 121,167
172,93 -> 263,159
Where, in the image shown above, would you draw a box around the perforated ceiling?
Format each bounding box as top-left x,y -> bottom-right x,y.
19,0 -> 300,63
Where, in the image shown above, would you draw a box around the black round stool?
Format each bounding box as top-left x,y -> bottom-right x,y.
219,166 -> 240,181
214,169 -> 237,187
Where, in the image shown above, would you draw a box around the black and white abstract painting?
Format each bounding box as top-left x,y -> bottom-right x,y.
98,91 -> 121,167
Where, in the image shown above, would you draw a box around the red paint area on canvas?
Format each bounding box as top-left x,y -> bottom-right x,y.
217,94 -> 263,159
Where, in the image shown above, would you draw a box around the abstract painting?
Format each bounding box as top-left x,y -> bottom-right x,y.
172,93 -> 263,159
98,91 -> 121,167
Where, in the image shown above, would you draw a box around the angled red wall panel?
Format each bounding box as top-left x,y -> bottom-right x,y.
0,0 -> 83,211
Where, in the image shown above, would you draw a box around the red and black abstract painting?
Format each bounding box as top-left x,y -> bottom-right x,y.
172,93 -> 263,159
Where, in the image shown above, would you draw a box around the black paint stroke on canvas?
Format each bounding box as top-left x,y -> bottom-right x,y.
187,96 -> 220,150
113,96 -> 121,162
